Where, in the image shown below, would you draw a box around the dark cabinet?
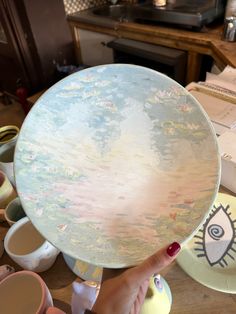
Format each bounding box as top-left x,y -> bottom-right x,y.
0,0 -> 75,95
107,38 -> 187,85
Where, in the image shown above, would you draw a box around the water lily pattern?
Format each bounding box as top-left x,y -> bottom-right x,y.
15,64 -> 220,268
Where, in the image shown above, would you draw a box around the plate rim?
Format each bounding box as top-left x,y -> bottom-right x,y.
177,192 -> 236,293
14,64 -> 221,268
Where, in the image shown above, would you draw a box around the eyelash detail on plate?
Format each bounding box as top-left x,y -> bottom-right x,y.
194,204 -> 236,268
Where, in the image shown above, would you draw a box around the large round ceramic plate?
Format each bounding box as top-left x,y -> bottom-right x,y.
177,193 -> 236,293
14,64 -> 220,268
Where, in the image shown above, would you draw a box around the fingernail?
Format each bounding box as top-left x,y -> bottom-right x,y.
166,242 -> 181,257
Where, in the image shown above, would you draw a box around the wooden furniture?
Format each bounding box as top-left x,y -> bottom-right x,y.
1,188 -> 236,313
67,14 -> 236,84
0,0 -> 75,95
107,38 -> 187,84
27,89 -> 46,108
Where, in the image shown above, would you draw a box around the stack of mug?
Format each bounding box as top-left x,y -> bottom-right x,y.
0,125 -> 63,314
0,125 -> 19,209
0,125 -> 22,259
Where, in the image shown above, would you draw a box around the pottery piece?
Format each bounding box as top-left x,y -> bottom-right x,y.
177,192 -> 236,293
0,125 -> 19,147
4,217 -> 60,272
71,280 -> 100,314
0,270 -> 53,314
14,64 -> 220,268
0,141 -> 16,186
141,275 -> 172,314
0,197 -> 26,226
63,253 -> 103,282
0,170 -> 17,210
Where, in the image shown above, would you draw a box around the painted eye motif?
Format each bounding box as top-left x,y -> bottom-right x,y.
153,274 -> 163,292
194,204 -> 236,267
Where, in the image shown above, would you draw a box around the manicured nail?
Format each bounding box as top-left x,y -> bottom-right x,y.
166,242 -> 181,257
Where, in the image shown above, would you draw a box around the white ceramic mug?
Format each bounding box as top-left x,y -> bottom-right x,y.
0,197 -> 26,226
0,141 -> 16,186
4,217 -> 60,272
0,270 -> 64,314
0,170 -> 17,210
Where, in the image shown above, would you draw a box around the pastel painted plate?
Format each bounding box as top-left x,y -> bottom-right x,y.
177,193 -> 236,293
14,64 -> 220,268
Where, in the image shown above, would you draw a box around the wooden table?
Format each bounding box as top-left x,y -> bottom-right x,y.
1,187 -> 236,313
116,22 -> 236,84
68,10 -> 236,85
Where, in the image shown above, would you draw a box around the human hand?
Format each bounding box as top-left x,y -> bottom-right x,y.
91,242 -> 181,314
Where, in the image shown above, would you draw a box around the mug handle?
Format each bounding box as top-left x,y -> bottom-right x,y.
0,209 -> 5,222
46,307 -> 66,314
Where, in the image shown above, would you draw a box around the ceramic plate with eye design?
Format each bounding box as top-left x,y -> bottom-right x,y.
14,64 -> 220,268
177,193 -> 236,293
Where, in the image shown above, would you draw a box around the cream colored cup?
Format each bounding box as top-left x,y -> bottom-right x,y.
0,170 -> 17,210
0,197 -> 26,226
0,125 -> 19,147
0,141 -> 16,186
4,217 -> 60,272
0,270 -> 65,314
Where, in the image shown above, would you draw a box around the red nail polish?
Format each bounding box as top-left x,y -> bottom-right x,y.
166,242 -> 181,257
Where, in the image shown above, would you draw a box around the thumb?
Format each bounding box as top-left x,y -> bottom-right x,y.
127,242 -> 181,285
